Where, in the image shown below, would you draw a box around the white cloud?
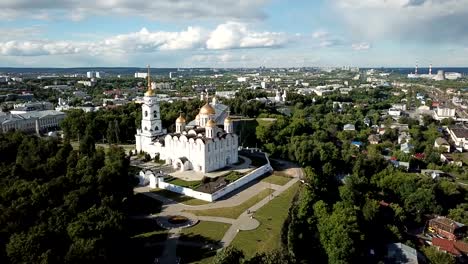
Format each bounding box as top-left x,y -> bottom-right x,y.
312,30 -> 344,48
0,0 -> 268,21
331,0 -> 468,42
206,22 -> 287,50
0,40 -> 82,56
100,26 -> 206,53
0,22 -> 288,56
352,42 -> 371,51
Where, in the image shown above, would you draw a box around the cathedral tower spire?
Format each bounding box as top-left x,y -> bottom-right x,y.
145,65 -> 155,97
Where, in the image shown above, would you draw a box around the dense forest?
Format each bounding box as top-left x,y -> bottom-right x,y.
0,131 -> 135,263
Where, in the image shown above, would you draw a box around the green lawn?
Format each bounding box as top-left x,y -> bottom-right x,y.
231,182 -> 300,258
185,188 -> 274,219
151,188 -> 210,206
180,221 -> 231,243
165,177 -> 202,189
261,173 -> 292,186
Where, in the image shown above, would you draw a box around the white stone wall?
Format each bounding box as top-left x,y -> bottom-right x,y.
154,161 -> 273,202
211,163 -> 272,201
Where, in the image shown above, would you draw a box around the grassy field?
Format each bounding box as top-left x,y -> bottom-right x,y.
166,177 -> 202,189
185,188 -> 274,219
261,173 -> 293,186
180,221 -> 231,243
151,188 -> 210,206
231,182 -> 300,258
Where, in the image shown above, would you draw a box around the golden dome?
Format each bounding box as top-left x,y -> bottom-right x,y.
224,116 -> 232,123
206,119 -> 216,127
195,114 -> 200,120
145,88 -> 155,97
176,114 -> 186,123
199,103 -> 216,115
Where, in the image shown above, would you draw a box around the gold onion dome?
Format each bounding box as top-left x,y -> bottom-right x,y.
195,114 -> 200,120
199,103 -> 216,115
206,119 -> 216,127
224,116 -> 232,123
176,114 -> 186,123
145,88 -> 155,97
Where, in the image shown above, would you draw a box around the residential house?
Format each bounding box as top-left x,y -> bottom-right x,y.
428,216 -> 465,240
368,134 -> 381,145
434,137 -> 450,153
386,243 -> 419,264
448,127 -> 468,151
398,132 -> 411,144
440,153 -> 463,167
432,237 -> 468,257
343,124 -> 356,131
401,142 -> 414,154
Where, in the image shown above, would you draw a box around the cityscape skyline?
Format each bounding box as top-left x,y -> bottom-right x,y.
1,0 -> 468,68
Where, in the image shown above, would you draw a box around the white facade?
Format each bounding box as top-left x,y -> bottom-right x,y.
433,107 -> 456,120
0,110 -> 65,133
448,128 -> 468,151
388,108 -> 402,117
86,71 -> 101,78
135,72 -> 148,78
135,90 -> 238,173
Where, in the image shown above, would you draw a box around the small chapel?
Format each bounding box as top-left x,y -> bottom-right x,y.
135,66 -> 239,173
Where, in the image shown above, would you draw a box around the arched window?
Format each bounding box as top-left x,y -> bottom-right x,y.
153,110 -> 158,118
154,126 -> 159,131
144,111 -> 148,117
144,126 -> 148,130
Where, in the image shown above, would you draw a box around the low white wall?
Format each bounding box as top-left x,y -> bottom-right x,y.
152,152 -> 273,202
158,179 -> 214,202
211,163 -> 273,201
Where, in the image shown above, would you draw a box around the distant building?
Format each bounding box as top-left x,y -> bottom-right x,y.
215,91 -> 237,99
237,77 -> 248,82
0,110 -> 65,134
368,134 -> 380,145
135,72 -> 148,79
12,101 -> 54,114
386,243 -> 420,264
153,82 -> 173,90
388,108 -> 402,117
343,124 -> 355,131
86,71 -> 101,78
445,72 -> 462,80
432,237 -> 468,257
77,80 -> 96,87
434,137 -> 450,153
401,142 -> 414,154
447,127 -> 468,151
433,107 -> 456,120
428,216 -> 465,240
43,85 -> 70,90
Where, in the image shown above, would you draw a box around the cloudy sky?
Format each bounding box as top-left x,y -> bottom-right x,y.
1,0 -> 468,67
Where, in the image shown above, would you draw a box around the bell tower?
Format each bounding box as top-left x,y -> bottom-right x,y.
141,65 -> 163,137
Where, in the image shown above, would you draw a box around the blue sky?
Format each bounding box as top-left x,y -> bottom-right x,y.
1,0 -> 467,67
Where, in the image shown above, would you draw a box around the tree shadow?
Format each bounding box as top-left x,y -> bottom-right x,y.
177,234 -> 221,263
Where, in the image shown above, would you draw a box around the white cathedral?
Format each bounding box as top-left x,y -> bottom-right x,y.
135,68 -> 239,173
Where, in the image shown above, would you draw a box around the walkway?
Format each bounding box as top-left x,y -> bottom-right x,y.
220,177 -> 299,247
136,158 -> 304,263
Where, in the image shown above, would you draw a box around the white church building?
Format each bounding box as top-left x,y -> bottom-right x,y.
135,69 -> 239,173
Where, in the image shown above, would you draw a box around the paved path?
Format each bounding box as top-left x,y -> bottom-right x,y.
159,228 -> 181,264
220,177 -> 299,247
135,158 -> 304,263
